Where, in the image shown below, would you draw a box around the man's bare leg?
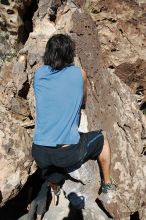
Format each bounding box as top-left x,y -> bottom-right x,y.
98,133 -> 111,184
36,214 -> 43,220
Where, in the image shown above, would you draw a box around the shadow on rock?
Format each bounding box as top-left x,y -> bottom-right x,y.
63,192 -> 84,220
0,169 -> 51,220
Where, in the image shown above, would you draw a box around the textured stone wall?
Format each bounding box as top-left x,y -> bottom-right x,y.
88,0 -> 146,112
0,1 -> 146,219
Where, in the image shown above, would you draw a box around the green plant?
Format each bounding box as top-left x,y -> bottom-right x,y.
0,31 -> 9,39
1,50 -> 17,62
143,109 -> 146,115
6,51 -> 17,61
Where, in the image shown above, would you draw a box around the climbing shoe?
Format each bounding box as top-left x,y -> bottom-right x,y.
98,182 -> 116,204
101,182 -> 116,194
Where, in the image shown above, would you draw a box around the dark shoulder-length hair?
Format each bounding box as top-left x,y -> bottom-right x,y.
43,34 -> 75,70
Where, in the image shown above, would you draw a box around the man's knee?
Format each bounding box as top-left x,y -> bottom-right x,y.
98,131 -> 110,160
101,130 -> 109,147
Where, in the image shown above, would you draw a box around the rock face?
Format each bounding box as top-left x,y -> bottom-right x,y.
0,105 -> 33,206
0,0 -> 36,206
55,3 -> 146,219
88,0 -> 146,113
0,0 -> 146,219
0,0 -> 35,42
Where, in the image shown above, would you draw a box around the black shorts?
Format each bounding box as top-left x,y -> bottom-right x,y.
32,130 -> 104,172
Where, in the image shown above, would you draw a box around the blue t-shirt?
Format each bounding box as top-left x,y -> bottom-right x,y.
33,65 -> 83,147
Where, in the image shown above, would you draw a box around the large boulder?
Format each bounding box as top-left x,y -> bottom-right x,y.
0,105 -> 33,206
87,0 -> 146,111
55,4 -> 146,219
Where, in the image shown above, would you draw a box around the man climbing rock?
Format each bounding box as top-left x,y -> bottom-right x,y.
32,34 -> 115,206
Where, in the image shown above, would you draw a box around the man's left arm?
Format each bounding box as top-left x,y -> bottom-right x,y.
81,68 -> 87,108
